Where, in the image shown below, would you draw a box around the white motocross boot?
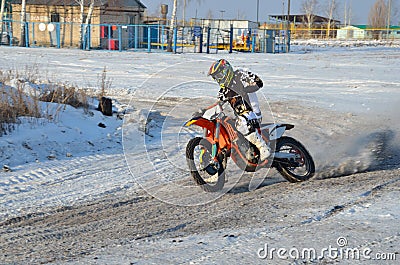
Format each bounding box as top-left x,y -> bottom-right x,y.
245,131 -> 271,161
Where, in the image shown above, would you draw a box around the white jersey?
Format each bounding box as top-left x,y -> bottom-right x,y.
247,92 -> 262,120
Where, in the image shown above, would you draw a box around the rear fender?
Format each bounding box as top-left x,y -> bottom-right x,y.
261,123 -> 294,140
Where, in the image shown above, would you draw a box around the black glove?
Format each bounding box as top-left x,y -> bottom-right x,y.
217,92 -> 225,101
255,76 -> 263,88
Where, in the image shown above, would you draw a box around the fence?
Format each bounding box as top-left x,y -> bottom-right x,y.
290,27 -> 400,40
265,23 -> 400,40
2,20 -> 398,52
0,20 -> 290,53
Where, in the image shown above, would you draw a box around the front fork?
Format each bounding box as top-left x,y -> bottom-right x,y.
212,122 -> 221,158
202,121 -> 221,164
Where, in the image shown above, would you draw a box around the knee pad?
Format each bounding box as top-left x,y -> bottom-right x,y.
235,116 -> 258,136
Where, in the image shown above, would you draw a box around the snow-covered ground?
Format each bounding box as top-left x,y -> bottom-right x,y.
0,42 -> 399,264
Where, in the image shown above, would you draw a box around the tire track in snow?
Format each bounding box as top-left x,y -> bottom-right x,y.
0,168 -> 399,264
0,153 -> 146,221
301,176 -> 400,224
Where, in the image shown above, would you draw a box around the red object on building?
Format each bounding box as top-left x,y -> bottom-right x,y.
108,39 -> 119,50
100,26 -> 107,38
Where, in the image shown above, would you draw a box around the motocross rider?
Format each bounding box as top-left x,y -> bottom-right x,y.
208,59 -> 271,161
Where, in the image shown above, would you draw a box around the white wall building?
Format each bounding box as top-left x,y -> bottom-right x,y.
337,25 -> 367,39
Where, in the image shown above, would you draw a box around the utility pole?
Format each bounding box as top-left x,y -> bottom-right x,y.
256,0 -> 259,24
183,0 -> 186,27
286,0 -> 290,52
387,0 -> 392,38
219,10 -> 225,20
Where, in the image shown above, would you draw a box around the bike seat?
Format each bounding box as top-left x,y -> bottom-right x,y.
260,123 -> 274,127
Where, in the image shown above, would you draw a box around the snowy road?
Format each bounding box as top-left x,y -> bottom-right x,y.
0,98 -> 398,264
0,44 -> 399,264
1,165 -> 399,264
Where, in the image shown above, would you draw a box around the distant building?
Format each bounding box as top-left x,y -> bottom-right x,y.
387,26 -> 400,39
195,19 -> 259,30
337,25 -> 367,39
9,0 -> 146,48
337,25 -> 400,40
268,14 -> 341,27
268,14 -> 341,38
193,19 -> 259,48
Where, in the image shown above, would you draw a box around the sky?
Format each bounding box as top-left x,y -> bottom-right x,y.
142,0 -> 399,25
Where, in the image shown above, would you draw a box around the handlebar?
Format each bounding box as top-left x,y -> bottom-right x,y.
204,95 -> 239,110
192,95 -> 240,118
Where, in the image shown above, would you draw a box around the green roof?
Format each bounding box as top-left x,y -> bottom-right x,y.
353,24 -> 400,30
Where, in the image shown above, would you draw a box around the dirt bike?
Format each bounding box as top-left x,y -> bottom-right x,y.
185,99 -> 315,192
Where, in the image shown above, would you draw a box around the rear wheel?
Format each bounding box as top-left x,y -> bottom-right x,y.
186,137 -> 226,192
275,137 -> 315,182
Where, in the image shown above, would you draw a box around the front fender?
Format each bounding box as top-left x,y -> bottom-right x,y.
185,117 -> 216,133
186,117 -> 231,151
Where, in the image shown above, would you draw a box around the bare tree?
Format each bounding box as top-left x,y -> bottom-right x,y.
206,9 -> 214,19
75,0 -> 96,49
324,0 -> 337,38
368,0 -> 388,39
343,0 -> 353,26
301,0 -> 318,37
76,0 -> 85,48
166,0 -> 203,51
182,0 -> 186,26
237,9 -> 246,20
167,0 -> 177,52
82,0 -> 95,49
20,0 -> 26,47
387,0 -> 399,29
181,0 -> 202,27
0,0 -> 4,22
0,0 -> 6,43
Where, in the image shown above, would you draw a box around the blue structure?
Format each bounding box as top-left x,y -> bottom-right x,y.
1,20 -> 290,53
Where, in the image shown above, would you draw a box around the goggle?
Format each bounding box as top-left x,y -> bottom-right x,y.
211,70 -> 226,83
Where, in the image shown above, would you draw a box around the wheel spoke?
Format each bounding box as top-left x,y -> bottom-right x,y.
275,137 -> 315,182
186,137 -> 226,192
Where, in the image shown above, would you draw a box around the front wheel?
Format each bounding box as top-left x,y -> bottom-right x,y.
275,136 -> 315,182
186,137 -> 226,192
